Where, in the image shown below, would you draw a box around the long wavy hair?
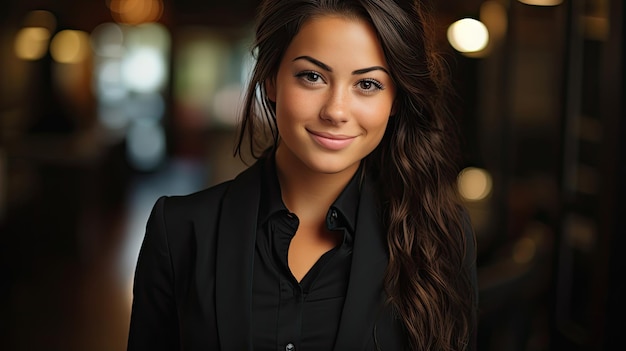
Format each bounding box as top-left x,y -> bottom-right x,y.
235,0 -> 476,349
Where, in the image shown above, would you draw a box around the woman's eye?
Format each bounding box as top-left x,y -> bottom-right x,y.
296,71 -> 322,83
306,72 -> 320,81
358,79 -> 383,92
360,81 -> 373,90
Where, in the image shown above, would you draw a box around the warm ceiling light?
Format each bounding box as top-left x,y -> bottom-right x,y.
517,0 -> 563,6
109,0 -> 164,25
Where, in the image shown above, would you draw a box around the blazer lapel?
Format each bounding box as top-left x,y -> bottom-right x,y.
334,178 -> 388,350
215,161 -> 262,350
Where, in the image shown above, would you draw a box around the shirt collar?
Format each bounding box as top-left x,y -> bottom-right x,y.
326,165 -> 361,234
258,152 -> 289,225
258,152 -> 362,234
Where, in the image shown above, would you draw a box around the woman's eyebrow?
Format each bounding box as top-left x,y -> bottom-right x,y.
293,56 -> 332,72
352,66 -> 389,75
292,55 -> 389,75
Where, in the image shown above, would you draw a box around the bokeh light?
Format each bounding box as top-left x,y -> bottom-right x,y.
119,23 -> 170,93
50,30 -> 91,64
90,22 -> 125,58
121,48 -> 166,92
94,59 -> 128,102
447,18 -> 490,54
14,27 -> 51,60
458,167 -> 493,201
125,22 -> 170,52
90,21 -> 171,170
109,0 -> 164,25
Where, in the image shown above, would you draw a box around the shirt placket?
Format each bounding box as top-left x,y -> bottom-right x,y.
276,277 -> 303,351
273,212 -> 303,351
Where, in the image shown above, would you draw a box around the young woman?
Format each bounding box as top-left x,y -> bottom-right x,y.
128,0 -> 477,350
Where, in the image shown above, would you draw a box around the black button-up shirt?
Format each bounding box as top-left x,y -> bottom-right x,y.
251,156 -> 361,351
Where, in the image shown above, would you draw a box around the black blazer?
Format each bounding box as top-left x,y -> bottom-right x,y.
127,160 -> 475,350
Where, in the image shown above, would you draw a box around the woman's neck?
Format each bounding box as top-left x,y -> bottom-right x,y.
275,147 -> 358,225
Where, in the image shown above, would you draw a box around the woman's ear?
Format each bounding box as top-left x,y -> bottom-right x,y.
265,79 -> 276,102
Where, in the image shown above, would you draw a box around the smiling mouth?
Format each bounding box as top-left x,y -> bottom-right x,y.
307,130 -> 356,151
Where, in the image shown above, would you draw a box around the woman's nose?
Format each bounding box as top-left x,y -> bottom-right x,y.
319,89 -> 349,125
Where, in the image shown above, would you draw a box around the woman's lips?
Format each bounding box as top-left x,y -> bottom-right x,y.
308,130 -> 356,151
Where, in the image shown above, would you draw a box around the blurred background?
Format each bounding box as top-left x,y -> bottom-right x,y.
0,0 -> 623,350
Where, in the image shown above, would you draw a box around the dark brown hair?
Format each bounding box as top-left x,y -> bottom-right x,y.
236,0 -> 476,349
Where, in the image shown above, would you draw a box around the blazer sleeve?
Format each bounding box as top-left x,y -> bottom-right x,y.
127,196 -> 180,351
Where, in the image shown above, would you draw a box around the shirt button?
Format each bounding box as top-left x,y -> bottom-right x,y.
329,209 -> 338,224
285,343 -> 295,351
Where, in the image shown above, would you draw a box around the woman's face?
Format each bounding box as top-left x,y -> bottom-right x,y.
267,15 -> 396,177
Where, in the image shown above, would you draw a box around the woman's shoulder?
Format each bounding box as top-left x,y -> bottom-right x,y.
168,179 -> 232,207
144,181 -> 231,231
159,160 -> 263,218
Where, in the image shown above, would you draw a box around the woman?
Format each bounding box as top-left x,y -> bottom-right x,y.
128,0 -> 477,350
